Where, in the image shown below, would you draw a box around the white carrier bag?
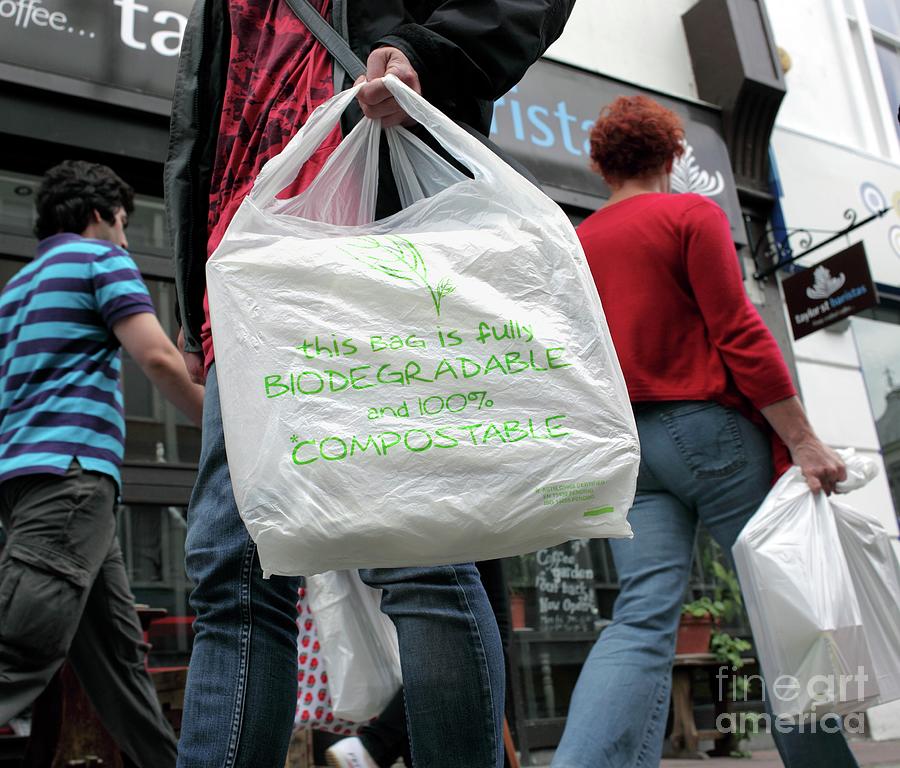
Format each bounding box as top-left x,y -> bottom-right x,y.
733,452 -> 900,718
207,76 -> 639,576
305,570 -> 402,723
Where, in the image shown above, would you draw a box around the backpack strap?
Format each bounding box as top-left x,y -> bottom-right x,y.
281,0 -> 367,81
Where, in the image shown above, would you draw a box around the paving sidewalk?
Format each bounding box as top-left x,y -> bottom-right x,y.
527,739 -> 900,768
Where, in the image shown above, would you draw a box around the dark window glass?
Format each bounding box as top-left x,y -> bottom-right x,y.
121,278 -> 202,465
0,169 -> 169,255
117,504 -> 195,668
853,316 -> 900,520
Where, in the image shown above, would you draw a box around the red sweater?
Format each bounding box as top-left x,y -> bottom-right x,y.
578,193 -> 796,475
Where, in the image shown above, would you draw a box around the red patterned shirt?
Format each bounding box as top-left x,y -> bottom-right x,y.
203,0 -> 339,369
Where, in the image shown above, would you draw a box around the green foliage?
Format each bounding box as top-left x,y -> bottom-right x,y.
709,559 -> 744,622
728,710 -> 763,757
681,596 -> 726,619
712,628 -> 755,751
711,630 -> 752,671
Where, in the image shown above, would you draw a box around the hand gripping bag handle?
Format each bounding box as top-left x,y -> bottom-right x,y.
249,75 -> 515,211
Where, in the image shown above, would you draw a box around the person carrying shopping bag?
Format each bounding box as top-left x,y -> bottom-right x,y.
551,95 -> 855,768
0,160 -> 204,768
164,2 -> 576,767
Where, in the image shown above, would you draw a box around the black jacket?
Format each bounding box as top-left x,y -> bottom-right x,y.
164,0 -> 575,353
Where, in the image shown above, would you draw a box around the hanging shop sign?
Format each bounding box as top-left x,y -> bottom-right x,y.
0,0 -> 191,101
782,242 -> 878,340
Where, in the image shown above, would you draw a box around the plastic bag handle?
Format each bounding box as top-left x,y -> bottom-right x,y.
378,75 -> 508,182
249,75 -> 511,208
834,449 -> 879,493
249,83 -> 364,204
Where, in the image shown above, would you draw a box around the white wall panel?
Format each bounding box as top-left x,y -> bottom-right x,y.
545,0 -> 699,101
771,129 -> 900,289
795,361 -> 881,449
790,322 -> 862,371
766,0 -> 874,151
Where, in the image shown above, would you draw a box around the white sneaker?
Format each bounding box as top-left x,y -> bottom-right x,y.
325,737 -> 379,768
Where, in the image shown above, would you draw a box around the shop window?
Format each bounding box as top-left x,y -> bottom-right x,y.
0,169 -> 169,256
505,531 -> 749,747
848,0 -> 900,146
121,278 -> 201,465
0,258 -> 23,286
872,35 -> 900,143
117,504 -> 195,668
852,313 -> 900,520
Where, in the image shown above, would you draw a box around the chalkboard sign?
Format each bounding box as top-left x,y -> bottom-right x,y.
535,540 -> 600,633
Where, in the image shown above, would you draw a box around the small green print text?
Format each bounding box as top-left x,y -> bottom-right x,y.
538,480 -> 606,507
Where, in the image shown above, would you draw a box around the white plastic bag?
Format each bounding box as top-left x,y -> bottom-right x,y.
207,75 -> 639,576
733,452 -> 900,718
831,480 -> 900,709
305,570 -> 402,722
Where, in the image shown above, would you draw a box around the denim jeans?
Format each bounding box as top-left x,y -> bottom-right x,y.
358,560 -> 513,768
177,365 -> 504,768
552,402 -> 859,768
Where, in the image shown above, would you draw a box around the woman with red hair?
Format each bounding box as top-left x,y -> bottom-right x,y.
551,96 -> 857,767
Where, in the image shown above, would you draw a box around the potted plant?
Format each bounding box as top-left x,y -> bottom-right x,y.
509,590 -> 528,630
711,628 -> 755,757
505,554 -> 537,630
677,596 -> 725,654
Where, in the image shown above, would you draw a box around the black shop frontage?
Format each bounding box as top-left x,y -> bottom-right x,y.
0,1 -> 786,763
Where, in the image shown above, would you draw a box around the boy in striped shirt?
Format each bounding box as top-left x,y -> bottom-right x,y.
0,160 -> 204,768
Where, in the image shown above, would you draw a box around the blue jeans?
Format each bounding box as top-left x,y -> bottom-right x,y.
177,366 -> 504,768
552,402 -> 859,768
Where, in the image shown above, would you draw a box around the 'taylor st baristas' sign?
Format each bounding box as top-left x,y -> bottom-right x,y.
782,242 -> 878,341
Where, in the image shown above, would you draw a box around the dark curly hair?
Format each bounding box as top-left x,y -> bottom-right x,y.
588,95 -> 685,184
34,160 -> 134,240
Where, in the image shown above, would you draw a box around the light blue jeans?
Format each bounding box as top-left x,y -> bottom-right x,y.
552,401 -> 859,768
176,366 -> 504,768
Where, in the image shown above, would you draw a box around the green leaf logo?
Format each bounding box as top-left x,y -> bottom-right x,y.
340,235 -> 454,317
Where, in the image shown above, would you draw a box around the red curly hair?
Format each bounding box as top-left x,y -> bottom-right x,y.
589,95 -> 685,183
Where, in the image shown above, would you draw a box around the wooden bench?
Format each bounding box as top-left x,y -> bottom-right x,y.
669,652 -> 755,758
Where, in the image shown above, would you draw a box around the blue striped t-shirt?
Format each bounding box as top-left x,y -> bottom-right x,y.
0,233 -> 156,489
